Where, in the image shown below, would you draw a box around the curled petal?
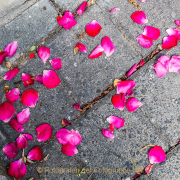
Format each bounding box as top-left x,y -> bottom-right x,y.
0,52 -> 8,65
162,35 -> 178,50
101,36 -> 116,57
8,158 -> 27,179
36,124 -> 52,142
49,58 -> 62,70
175,20 -> 180,27
77,1 -> 87,15
131,11 -> 148,25
6,88 -> 20,103
4,67 -> 19,80
111,93 -> 126,111
9,118 -> 24,132
157,55 -> 170,71
116,80 -> 136,94
126,90 -> 134,97
34,75 -> 43,84
38,46 -> 50,63
3,142 -> 18,159
29,53 -> 35,59
69,130 -> 82,146
62,118 -> 72,127
88,45 -> 104,59
61,143 -> 78,156
136,34 -> 153,48
153,62 -> 168,78
149,145 -> 166,164
73,103 -> 82,111
166,28 -> 180,40
145,164 -> 153,175
23,134 -> 33,141
21,89 -> 39,107
22,73 -> 34,88
27,147 -> 43,161
109,124 -> 115,132
17,108 -> 30,124
16,134 -> 28,149
139,60 -> 145,67
75,43 -> 87,53
102,129 -> 115,139
169,55 -> 180,72
86,20 -> 102,37
4,41 -> 18,57
127,64 -> 137,77
110,8 -> 120,13
0,102 -> 15,123
107,116 -> 125,129
142,26 -> 160,40
126,97 -> 142,112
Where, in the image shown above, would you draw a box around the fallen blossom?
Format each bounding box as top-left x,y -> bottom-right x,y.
3,142 -> 18,159
142,26 -> 160,40
34,75 -> 43,84
73,103 -> 82,111
127,64 -> 137,77
111,93 -> 126,111
136,34 -> 153,48
166,28 -> 180,40
16,134 -> 33,149
86,20 -> 102,37
126,90 -> 134,97
88,45 -> 104,59
126,97 -> 142,112
102,129 -> 115,139
4,41 -> 18,57
107,116 -> 125,129
38,46 -> 50,63
17,108 -> 30,124
77,1 -> 87,15
49,58 -> 62,70
169,56 -> 180,72
27,147 -> 43,161
61,143 -> 78,156
4,67 -> 19,80
56,15 -> 61,21
109,124 -> 115,132
156,55 -> 170,71
9,118 -> 24,132
22,73 -> 34,88
6,88 -> 20,103
162,35 -> 178,50
131,11 -> 148,25
175,20 -> 180,27
110,8 -> 120,13
75,43 -> 87,53
140,0 -> 146,2
62,118 -> 72,127
29,53 -> 35,59
139,60 -> 145,67
36,124 -> 52,142
116,80 -> 136,94
0,52 -> 8,65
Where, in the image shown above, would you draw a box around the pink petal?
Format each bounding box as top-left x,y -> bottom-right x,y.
8,158 -> 27,179
169,55 -> 180,72
27,147 -> 43,161
153,62 -> 168,78
127,64 -> 137,77
77,1 -> 87,15
88,45 -> 104,59
38,46 -> 50,63
73,103 -> 82,111
49,58 -> 62,70
110,8 -> 120,13
175,20 -> 180,27
23,134 -> 33,141
57,11 -> 77,30
142,26 -> 160,40
43,70 -> 61,89
157,55 -> 170,71
16,134 -> 28,149
0,52 -> 8,65
4,41 -> 18,57
36,124 -> 52,142
166,28 -> 180,40
149,145 -> 166,164
126,90 -> 134,97
4,67 -> 19,80
116,80 -> 136,94
140,0 -> 146,2
101,36 -> 116,57
69,130 -> 82,146
21,89 -> 39,107
62,118 -> 72,127
22,73 -> 34,88
75,43 -> 87,53
111,93 -> 126,111
126,97 -> 142,112
136,34 -> 153,48
6,88 -> 20,103
0,102 -> 15,123
3,142 -> 18,159
9,118 -> 24,132
145,164 -> 153,175
86,20 -> 102,37
56,129 -> 72,145
17,108 -> 30,124
34,75 -> 43,84
109,124 -> 115,132
102,129 -> 115,139
139,60 -> 145,67
131,11 -> 148,25
107,116 -> 125,129
162,35 -> 178,50
61,143 -> 78,156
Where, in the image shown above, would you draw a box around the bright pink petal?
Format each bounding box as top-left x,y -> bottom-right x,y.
107,116 -> 125,129
162,35 -> 178,50
0,102 -> 15,123
109,124 -> 115,132
136,34 -> 153,48
43,70 -> 61,89
77,1 -> 87,15
75,43 -> 87,53
126,90 -> 134,97
101,36 -> 116,57
23,134 -> 33,141
17,108 -> 30,124
149,146 -> 166,164
0,52 -> 8,65
21,89 -> 39,107
73,103 -> 82,111
86,20 -> 102,37
27,147 -> 43,161
38,46 -> 50,63
36,124 -> 52,142
126,97 -> 142,112
166,28 -> 180,40
4,67 -> 19,80
6,88 -> 20,103
127,64 -> 137,77
153,62 -> 168,78
49,58 -> 62,70
22,73 -> 34,88
157,55 -> 170,71
142,26 -> 160,40
145,164 -> 153,175
169,55 -> 180,72
3,142 -> 18,159
88,45 -> 104,59
29,53 -> 35,59
4,41 -> 18,57
69,130 -> 82,146
56,129 -> 72,145
57,11 -> 77,30
34,75 -> 43,84
139,60 -> 145,67
9,118 -> 24,132
102,129 -> 115,139
110,8 -> 120,13
62,118 -> 72,127
116,80 -> 136,94
61,143 -> 78,156
131,11 -> 148,25
175,20 -> 180,27
8,158 -> 27,179
111,93 -> 126,111
140,0 -> 146,2
16,134 -> 28,149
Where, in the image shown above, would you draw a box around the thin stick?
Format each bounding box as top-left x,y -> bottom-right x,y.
87,165 -> 98,180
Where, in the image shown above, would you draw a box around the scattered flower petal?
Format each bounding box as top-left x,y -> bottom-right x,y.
23,134 -> 33,141
140,0 -> 146,2
139,60 -> 145,67
9,118 -> 24,132
77,1 -> 87,15
142,26 -> 160,40
127,64 -> 137,77
56,15 -> 61,21
162,35 -> 178,50
136,34 -> 153,48
102,129 -> 115,139
17,108 -> 30,124
0,52 -> 8,65
34,75 -> 43,84
62,118 -> 72,127
166,28 -> 180,40
61,143 -> 78,156
36,124 -> 52,142
16,134 -> 33,149
38,46 -> 50,63
88,45 -> 104,59
126,90 -> 134,97
175,20 -> 180,27
4,41 -> 18,57
126,97 -> 142,112
3,142 -> 18,159
75,43 -> 87,53
22,73 -> 34,88
131,11 -> 148,25
116,80 -> 136,94
29,53 -> 35,59
109,124 -> 115,132
86,20 -> 102,37
157,55 -> 170,71
4,67 -> 19,80
153,62 -> 168,78
107,116 -> 125,129
169,55 -> 180,72
110,8 -> 120,13
27,147 -> 43,161
111,93 -> 126,111
73,103 -> 82,111
49,58 -> 62,70
6,88 -> 20,103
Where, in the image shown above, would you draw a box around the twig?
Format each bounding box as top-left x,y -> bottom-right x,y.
87,165 -> 97,180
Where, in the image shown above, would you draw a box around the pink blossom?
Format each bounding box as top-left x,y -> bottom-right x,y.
4,67 -> 19,80
86,20 -> 102,37
4,41 -> 18,57
22,73 -> 34,88
88,45 -> 104,59
102,129 -> 115,139
17,108 -> 30,124
126,97 -> 142,112
77,1 -> 87,15
27,147 -> 43,161
75,43 -> 87,53
131,11 -> 148,25
136,34 -> 153,48
162,35 -> 178,50
109,124 -> 115,132
0,52 -> 8,65
62,118 -> 72,127
175,20 -> 180,27
111,93 -> 126,111
166,28 -> 180,40
110,8 -> 120,13
107,116 -> 125,129
73,103 -> 82,111
16,134 -> 33,149
9,118 -> 24,132
3,142 -> 18,159
61,143 -> 78,156
6,88 -> 20,103
169,56 -> 180,72
38,46 -> 50,63
139,60 -> 145,67
49,58 -> 62,70
34,75 -> 43,84
116,80 -> 136,94
142,26 -> 160,40
36,124 -> 52,142
127,64 -> 137,77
